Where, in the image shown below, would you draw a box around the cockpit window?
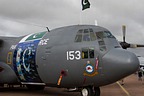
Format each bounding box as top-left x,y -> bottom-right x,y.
90,29 -> 96,41
98,41 -> 105,45
82,48 -> 89,59
96,31 -> 106,39
89,48 -> 94,58
74,29 -> 83,42
96,31 -> 115,39
84,29 -> 89,33
75,28 -> 96,42
75,34 -> 82,42
82,47 -> 94,59
83,29 -> 90,41
75,29 -> 115,42
103,31 -> 115,38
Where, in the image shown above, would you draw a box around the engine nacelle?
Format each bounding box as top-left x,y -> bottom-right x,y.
0,62 -> 18,83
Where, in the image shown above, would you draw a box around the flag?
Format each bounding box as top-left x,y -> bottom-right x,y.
82,0 -> 90,10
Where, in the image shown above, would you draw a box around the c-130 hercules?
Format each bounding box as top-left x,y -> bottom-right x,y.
0,25 -> 139,96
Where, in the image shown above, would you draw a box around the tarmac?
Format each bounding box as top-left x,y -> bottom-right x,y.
0,74 -> 144,96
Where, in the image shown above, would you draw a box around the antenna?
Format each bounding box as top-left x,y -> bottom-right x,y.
95,20 -> 98,26
46,27 -> 50,32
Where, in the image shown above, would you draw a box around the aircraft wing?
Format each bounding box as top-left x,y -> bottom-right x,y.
137,56 -> 144,71
128,48 -> 144,67
137,56 -> 144,66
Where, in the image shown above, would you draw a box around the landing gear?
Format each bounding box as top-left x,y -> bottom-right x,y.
81,86 -> 100,96
81,87 -> 93,96
94,87 -> 100,96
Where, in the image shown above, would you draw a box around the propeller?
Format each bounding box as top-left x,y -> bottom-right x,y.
120,25 -> 144,49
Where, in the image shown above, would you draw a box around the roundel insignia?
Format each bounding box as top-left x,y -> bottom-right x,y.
83,60 -> 99,77
86,64 -> 94,73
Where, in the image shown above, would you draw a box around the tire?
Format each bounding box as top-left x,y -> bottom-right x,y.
81,87 -> 93,96
94,87 -> 100,96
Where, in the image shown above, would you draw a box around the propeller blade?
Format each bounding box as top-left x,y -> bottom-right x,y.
137,44 -> 144,47
122,25 -> 126,43
130,44 -> 137,48
130,44 -> 144,48
120,25 -> 144,49
120,42 -> 144,49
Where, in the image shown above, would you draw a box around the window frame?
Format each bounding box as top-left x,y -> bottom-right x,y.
82,47 -> 95,59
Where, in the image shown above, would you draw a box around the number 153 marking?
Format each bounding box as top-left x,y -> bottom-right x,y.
67,51 -> 81,60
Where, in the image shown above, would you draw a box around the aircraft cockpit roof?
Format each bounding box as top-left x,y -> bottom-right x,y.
74,26 -> 115,43
48,25 -> 116,45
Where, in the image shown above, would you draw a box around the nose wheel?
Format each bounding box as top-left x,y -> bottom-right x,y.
81,86 -> 100,96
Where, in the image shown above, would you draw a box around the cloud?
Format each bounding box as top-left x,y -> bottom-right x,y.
0,18 -> 45,36
0,0 -> 144,45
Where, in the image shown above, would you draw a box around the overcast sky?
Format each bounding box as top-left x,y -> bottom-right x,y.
0,0 -> 144,44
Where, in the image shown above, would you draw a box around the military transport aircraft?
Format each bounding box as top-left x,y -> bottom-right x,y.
0,25 -> 139,96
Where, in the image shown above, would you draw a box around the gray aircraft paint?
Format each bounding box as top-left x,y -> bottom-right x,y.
0,25 -> 139,89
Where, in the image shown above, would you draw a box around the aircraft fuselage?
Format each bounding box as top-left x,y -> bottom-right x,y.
0,25 -> 139,89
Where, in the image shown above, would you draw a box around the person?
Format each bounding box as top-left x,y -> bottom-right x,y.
138,68 -> 143,81
119,78 -> 124,85
121,79 -> 124,85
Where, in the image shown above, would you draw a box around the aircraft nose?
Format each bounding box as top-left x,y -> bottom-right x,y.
102,48 -> 139,81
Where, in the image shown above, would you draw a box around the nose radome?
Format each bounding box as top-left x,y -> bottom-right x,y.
102,48 -> 139,81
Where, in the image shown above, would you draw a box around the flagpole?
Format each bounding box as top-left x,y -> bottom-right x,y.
79,9 -> 82,25
79,0 -> 83,25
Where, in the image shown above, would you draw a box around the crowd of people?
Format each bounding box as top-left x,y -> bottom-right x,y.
120,66 -> 144,86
